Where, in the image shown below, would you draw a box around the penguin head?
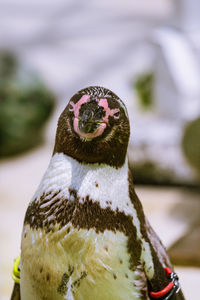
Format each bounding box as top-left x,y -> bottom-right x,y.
53,86 -> 130,168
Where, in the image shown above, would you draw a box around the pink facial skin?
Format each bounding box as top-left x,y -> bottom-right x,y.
99,98 -> 120,123
69,95 -> 120,139
69,95 -> 90,118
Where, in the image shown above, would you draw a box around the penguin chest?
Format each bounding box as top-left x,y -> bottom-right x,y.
21,224 -> 146,300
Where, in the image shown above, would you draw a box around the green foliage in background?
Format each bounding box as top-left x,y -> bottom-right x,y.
134,72 -> 154,110
182,117 -> 200,175
0,51 -> 55,157
131,161 -> 175,185
0,51 -> 18,80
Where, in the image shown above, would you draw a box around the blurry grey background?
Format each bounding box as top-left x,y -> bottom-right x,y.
0,0 -> 200,299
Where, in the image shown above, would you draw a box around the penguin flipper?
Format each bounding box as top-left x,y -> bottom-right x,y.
172,289 -> 185,300
146,220 -> 185,300
10,283 -> 20,300
145,217 -> 172,269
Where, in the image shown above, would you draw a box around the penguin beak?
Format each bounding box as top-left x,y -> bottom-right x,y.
78,109 -> 100,134
73,108 -> 107,140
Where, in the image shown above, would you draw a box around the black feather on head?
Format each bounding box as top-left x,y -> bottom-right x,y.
53,86 -> 130,168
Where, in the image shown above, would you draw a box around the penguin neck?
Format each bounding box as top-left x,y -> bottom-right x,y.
34,152 -> 130,212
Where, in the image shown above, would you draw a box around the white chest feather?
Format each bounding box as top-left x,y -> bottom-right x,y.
21,153 -> 153,300
34,153 -> 130,214
21,226 -> 148,300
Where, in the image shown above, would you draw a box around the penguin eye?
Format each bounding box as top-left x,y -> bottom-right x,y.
113,111 -> 120,119
69,101 -> 75,112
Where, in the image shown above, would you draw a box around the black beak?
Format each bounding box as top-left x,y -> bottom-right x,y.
78,109 -> 100,134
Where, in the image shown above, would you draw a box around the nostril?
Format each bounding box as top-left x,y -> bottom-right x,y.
95,107 -> 105,119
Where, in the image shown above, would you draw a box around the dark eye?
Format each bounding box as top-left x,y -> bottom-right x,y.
113,111 -> 120,119
69,101 -> 75,112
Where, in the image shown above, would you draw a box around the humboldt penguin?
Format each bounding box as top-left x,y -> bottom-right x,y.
11,86 -> 185,300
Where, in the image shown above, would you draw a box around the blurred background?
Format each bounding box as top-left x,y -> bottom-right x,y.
0,0 -> 200,299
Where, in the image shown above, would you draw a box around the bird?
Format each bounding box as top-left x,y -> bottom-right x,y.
11,86 -> 185,300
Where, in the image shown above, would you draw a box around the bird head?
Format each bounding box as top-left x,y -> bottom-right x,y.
53,86 -> 130,168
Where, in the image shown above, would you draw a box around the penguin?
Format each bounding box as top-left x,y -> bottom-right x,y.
11,86 -> 185,300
